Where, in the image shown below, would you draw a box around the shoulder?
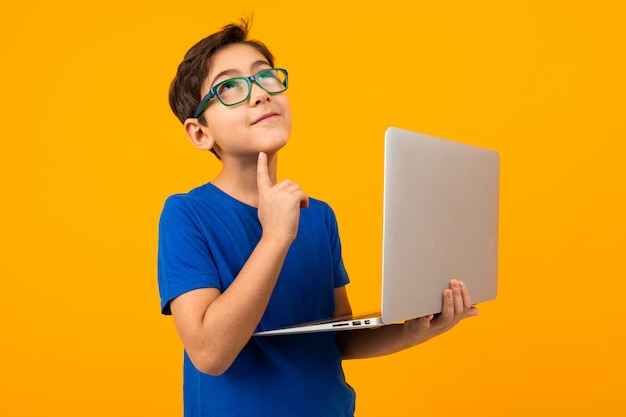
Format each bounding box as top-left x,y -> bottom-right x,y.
305,197 -> 335,216
301,197 -> 341,230
159,184 -> 225,231
161,183 -> 236,216
162,183 -> 214,206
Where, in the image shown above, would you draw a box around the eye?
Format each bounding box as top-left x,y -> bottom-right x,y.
258,69 -> 274,78
257,70 -> 285,90
258,69 -> 280,81
216,79 -> 240,94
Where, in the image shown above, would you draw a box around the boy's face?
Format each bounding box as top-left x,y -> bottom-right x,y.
197,43 -> 292,161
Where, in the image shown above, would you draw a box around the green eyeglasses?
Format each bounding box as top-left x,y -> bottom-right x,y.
193,68 -> 289,118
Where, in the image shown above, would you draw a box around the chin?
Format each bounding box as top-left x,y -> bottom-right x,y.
259,127 -> 290,150
261,140 -> 289,155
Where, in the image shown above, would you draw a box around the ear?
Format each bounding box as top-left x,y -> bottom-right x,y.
184,118 -> 215,151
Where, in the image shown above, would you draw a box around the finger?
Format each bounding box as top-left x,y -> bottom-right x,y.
467,306 -> 480,317
459,281 -> 473,311
276,180 -> 309,209
457,281 -> 479,317
275,179 -> 302,191
438,289 -> 454,323
299,192 -> 309,209
451,279 -> 465,317
418,315 -> 434,329
256,152 -> 273,191
409,315 -> 433,330
289,187 -> 309,209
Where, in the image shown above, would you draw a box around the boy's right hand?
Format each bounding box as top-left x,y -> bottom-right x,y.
256,152 -> 309,243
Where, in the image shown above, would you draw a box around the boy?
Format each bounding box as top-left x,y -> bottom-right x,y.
159,18 -> 478,416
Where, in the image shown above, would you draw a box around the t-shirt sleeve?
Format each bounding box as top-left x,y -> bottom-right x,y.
324,203 -> 350,289
157,195 -> 220,315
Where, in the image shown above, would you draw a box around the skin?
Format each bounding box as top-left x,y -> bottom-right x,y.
170,43 -> 478,376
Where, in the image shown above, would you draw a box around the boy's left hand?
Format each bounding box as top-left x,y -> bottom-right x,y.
402,279 -> 478,344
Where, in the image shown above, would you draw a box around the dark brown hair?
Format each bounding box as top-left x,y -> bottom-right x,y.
168,17 -> 275,126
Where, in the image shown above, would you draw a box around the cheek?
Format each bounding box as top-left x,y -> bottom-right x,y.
284,111 -> 293,134
206,109 -> 242,135
281,99 -> 293,130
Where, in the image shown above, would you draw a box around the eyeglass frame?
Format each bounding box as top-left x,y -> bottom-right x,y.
192,68 -> 289,118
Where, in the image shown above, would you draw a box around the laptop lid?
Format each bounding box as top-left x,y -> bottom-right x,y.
380,127 -> 499,323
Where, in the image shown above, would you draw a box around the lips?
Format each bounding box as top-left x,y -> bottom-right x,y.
252,112 -> 279,125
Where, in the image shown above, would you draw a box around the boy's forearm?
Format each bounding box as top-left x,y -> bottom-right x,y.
337,323 -> 425,360
182,236 -> 292,375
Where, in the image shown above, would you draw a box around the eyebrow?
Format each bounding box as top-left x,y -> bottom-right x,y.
208,60 -> 271,88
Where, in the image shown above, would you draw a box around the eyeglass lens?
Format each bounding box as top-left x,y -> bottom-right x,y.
217,69 -> 287,105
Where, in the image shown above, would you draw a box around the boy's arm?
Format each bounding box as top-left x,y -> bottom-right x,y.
170,236 -> 290,376
169,152 -> 309,376
336,279 -> 478,359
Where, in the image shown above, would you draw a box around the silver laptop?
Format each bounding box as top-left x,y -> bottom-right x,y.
254,126 -> 500,336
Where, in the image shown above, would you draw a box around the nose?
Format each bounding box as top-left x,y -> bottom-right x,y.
249,81 -> 270,105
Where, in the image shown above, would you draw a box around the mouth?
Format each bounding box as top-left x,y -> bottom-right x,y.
252,112 -> 280,125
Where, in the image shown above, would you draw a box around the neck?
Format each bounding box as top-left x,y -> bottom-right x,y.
212,152 -> 278,207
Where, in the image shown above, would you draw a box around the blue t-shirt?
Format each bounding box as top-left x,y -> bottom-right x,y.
158,183 -> 356,416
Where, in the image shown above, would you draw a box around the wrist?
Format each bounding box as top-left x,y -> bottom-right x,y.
258,232 -> 294,253
401,319 -> 432,347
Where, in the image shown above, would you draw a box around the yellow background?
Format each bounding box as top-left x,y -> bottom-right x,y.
1,0 -> 624,415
